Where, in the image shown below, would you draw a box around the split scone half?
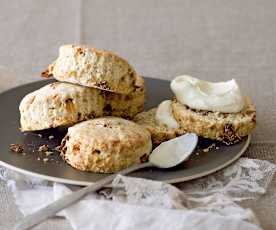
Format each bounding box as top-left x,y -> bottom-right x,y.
133,108 -> 185,145
42,44 -> 143,95
20,82 -> 144,131
172,97 -> 256,145
61,117 -> 152,173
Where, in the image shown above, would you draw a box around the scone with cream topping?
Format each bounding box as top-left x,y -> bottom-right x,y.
61,117 -> 152,173
171,75 -> 256,145
172,97 -> 256,145
42,44 -> 143,95
20,82 -> 144,131
133,100 -> 185,145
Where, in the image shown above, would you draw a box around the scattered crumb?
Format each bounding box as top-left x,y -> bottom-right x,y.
203,143 -> 216,153
48,135 -> 54,140
43,158 -> 49,162
38,134 -> 43,138
55,145 -> 61,151
9,144 -> 24,153
38,145 -> 49,152
45,151 -> 53,157
37,157 -> 41,161
22,152 -> 27,156
195,152 -> 200,156
215,146 -> 220,150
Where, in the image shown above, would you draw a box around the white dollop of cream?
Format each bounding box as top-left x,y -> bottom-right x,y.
149,133 -> 198,168
170,75 -> 244,113
155,100 -> 179,129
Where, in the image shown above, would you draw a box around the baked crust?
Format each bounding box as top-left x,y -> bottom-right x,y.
19,82 -> 144,131
102,83 -> 145,119
42,44 -> 143,95
133,108 -> 185,145
172,97 -> 256,145
61,117 -> 152,173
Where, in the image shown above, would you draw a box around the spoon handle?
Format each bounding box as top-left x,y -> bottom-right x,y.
14,162 -> 153,230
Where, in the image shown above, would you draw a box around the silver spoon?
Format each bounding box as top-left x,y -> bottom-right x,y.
14,133 -> 198,230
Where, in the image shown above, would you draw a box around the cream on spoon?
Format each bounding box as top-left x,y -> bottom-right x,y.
149,133 -> 198,168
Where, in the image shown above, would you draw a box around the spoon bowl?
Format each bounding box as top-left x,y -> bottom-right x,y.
149,133 -> 198,168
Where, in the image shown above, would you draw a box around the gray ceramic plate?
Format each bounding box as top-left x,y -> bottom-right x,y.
0,78 -> 250,186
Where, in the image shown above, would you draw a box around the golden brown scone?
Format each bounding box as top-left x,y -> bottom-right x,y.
19,82 -> 144,131
133,108 -> 185,145
172,97 -> 256,145
61,117 -> 152,173
102,76 -> 145,119
42,44 -> 143,95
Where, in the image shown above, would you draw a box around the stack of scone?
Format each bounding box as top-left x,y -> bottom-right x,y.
134,75 -> 256,145
19,45 -> 152,173
20,45 -> 145,131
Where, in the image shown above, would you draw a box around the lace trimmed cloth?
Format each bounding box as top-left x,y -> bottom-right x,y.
1,157 -> 276,230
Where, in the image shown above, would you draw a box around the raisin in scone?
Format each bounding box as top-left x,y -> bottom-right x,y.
133,108 -> 185,145
42,44 -> 143,94
61,117 -> 152,173
172,97 -> 256,145
20,82 -> 144,131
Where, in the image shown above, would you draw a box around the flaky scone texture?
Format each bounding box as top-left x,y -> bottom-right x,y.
172,97 -> 256,145
61,117 -> 152,173
19,82 -> 144,131
133,108 -> 185,145
42,44 -> 143,94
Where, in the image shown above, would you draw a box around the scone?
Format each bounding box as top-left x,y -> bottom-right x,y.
172,97 -> 256,145
102,76 -> 144,118
61,117 -> 152,173
133,108 -> 185,145
42,44 -> 143,94
20,82 -> 144,131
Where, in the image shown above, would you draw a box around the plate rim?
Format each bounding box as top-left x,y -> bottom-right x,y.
0,135 -> 251,186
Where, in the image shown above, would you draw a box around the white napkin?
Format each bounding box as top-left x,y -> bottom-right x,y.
2,158 -> 276,230
54,183 -> 260,230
